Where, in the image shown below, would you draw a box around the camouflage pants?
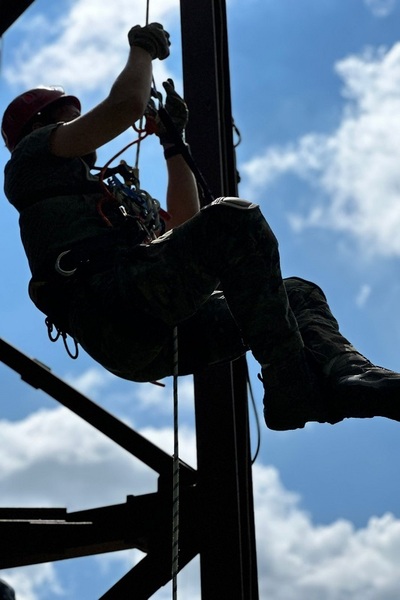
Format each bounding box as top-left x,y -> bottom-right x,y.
68,198 -> 353,382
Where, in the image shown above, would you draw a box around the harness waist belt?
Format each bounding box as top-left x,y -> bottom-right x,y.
34,224 -> 146,283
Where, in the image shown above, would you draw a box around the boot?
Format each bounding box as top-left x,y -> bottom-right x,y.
325,351 -> 400,422
262,349 -> 327,430
263,350 -> 400,431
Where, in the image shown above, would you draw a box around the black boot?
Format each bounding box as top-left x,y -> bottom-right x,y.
325,352 -> 400,423
262,349 -> 400,430
262,349 -> 327,431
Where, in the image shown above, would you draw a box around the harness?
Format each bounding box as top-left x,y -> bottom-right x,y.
96,160 -> 168,239
30,161 -> 167,358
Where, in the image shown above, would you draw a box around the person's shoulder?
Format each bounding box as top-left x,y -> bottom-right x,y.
13,123 -> 60,157
4,124 -> 62,201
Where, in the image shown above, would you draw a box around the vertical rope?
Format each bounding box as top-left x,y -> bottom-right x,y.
134,0 -> 152,171
138,4 -> 180,594
172,326 -> 180,599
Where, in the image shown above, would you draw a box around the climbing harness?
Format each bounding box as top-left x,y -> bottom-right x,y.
99,164 -> 166,239
40,129 -> 167,359
94,127 -> 169,238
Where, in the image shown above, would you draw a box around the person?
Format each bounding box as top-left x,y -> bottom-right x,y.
2,23 -> 400,432
0,579 -> 15,600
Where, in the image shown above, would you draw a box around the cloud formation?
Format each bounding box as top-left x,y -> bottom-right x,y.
254,465 -> 400,599
3,0 -> 179,95
364,0 -> 397,17
0,564 -> 62,600
2,405 -> 400,599
241,43 -> 400,258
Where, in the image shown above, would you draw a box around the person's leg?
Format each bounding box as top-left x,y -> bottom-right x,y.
280,276 -> 400,428
177,291 -> 248,374
134,291 -> 248,382
131,198 -> 303,362
284,277 -> 356,366
121,198 -> 318,419
69,198 -> 298,382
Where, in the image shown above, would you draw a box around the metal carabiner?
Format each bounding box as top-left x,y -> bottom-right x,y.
54,250 -> 77,277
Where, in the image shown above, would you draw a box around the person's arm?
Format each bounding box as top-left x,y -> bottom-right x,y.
149,80 -> 199,229
164,152 -> 200,230
51,24 -> 170,158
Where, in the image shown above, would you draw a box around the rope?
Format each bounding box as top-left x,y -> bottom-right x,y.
138,5 -> 181,593
131,4 -> 181,594
171,326 -> 180,599
246,363 -> 261,465
134,0 -> 151,171
95,133 -> 149,227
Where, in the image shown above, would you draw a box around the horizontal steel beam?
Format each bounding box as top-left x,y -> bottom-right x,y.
0,338 -> 195,484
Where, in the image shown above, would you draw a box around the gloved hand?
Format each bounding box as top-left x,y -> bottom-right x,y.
128,23 -> 170,60
145,79 -> 188,145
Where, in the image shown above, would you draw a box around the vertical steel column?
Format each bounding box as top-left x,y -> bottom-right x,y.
180,2 -> 259,598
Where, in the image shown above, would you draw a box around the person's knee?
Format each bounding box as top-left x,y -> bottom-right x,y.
211,196 -> 259,210
284,277 -> 328,302
200,195 -> 278,252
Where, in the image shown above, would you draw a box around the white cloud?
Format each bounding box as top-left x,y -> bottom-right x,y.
241,43 -> 400,258
3,409 -> 400,599
364,0 -> 397,17
0,407 -> 159,509
253,465 -> 400,599
65,366 -> 115,398
356,283 -> 372,307
62,362 -> 195,422
4,0 -> 180,95
134,374 -> 195,415
1,564 -> 62,600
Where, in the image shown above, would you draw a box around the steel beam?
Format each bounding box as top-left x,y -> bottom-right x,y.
0,339 -> 199,598
0,338 -> 195,484
180,1 -> 260,598
0,1 -> 35,36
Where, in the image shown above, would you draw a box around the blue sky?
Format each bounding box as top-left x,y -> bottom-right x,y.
1,0 -> 400,598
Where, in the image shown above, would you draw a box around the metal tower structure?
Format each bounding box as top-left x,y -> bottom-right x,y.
180,1 -> 259,597
0,0 -> 35,36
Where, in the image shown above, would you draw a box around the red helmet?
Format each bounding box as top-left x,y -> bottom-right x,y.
1,86 -> 81,151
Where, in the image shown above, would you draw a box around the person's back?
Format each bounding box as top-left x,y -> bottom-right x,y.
4,122 -> 106,278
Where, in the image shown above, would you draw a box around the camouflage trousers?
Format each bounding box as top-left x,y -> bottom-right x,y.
67,198 -> 354,382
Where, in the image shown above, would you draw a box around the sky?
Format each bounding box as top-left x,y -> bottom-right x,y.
1,0 -> 400,598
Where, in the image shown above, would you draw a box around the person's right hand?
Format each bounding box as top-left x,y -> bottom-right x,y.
145,80 -> 188,144
128,23 -> 171,60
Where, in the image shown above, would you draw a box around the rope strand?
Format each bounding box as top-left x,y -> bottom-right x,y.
135,0 -> 151,170
172,326 -> 180,599
136,7 -> 181,595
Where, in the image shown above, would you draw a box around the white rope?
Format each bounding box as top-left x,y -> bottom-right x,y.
172,326 -> 180,599
134,0 -> 152,171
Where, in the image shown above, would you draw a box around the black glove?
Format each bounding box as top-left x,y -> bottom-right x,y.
145,79 -> 188,145
128,23 -> 170,60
